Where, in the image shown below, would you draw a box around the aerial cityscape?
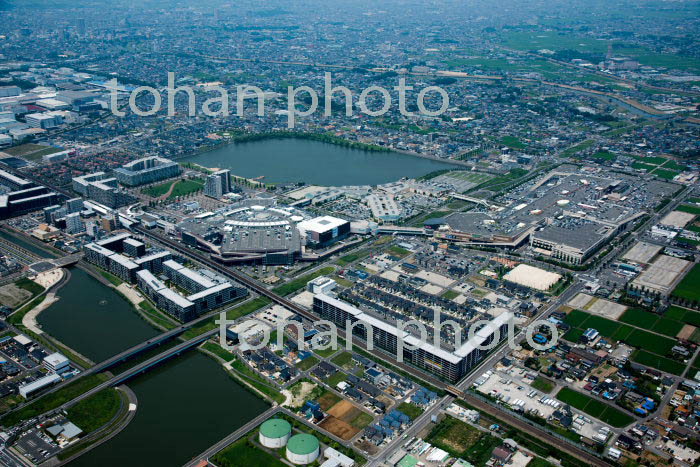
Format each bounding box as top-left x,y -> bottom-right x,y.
0,0 -> 698,466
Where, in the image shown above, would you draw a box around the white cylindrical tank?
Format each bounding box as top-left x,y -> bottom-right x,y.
259,419 -> 291,449
286,434 -> 320,465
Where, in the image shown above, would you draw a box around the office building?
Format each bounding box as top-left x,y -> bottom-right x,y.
204,169 -> 231,198
113,156 -> 180,187
43,353 -> 70,373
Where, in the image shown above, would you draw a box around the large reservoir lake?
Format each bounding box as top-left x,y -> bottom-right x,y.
182,137 -> 457,186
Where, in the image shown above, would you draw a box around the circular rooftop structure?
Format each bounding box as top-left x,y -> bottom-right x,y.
286,434 -> 320,465
259,419 -> 292,448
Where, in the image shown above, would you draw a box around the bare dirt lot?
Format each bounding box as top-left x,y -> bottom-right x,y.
319,415 -> 359,440
0,284 -> 32,308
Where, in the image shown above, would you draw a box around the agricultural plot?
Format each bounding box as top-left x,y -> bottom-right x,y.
672,264 -> 700,303
632,350 -> 686,376
555,388 -> 634,428
564,309 -> 678,355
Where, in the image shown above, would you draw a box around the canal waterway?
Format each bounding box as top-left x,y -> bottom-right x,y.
0,232 -> 270,464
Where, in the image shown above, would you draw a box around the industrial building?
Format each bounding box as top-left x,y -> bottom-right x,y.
286,434 -> 320,465
113,156 -> 180,187
314,294 -> 512,383
258,419 -> 292,448
19,373 -> 62,399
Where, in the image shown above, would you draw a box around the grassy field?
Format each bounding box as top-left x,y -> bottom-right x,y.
427,415 -> 500,465
1,373 -> 110,427
331,351 -> 353,369
560,139 -> 594,158
142,178 -> 204,199
387,246 -> 411,258
212,437 -> 286,467
296,355 -> 319,371
442,289 -> 459,301
1,143 -> 63,161
397,402 -> 424,420
531,377 -> 555,393
555,388 -> 634,428
665,306 -> 700,326
672,264 -> 700,302
677,205 -> 700,216
499,136 -> 526,150
66,388 -> 122,433
619,308 -> 683,337
226,296 -> 271,320
272,267 -> 335,296
337,250 -> 370,266
99,270 -> 123,287
202,342 -> 236,362
14,277 -> 45,296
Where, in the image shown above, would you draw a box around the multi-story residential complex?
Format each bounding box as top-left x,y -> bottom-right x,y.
65,212 -> 84,234
0,169 -> 34,191
204,169 -> 231,198
0,186 -> 61,219
314,293 -> 512,383
83,233 -> 246,321
113,156 -> 180,187
72,172 -> 131,208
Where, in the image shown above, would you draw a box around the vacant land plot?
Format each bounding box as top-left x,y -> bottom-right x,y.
532,376 -> 555,393
587,298 -> 627,320
633,255 -> 692,295
0,283 -> 32,308
555,388 -> 634,428
622,242 -> 662,264
1,143 -> 64,161
320,399 -> 373,440
331,352 -> 353,370
432,171 -> 493,192
672,264 -> 700,302
212,437 -> 286,467
661,211 -> 696,228
317,390 -> 341,410
427,415 -> 484,455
